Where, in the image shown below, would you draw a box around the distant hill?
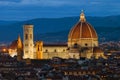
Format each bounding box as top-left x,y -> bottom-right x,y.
0,15 -> 120,43
37,27 -> 120,43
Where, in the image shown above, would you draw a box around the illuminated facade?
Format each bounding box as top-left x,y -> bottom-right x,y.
68,11 -> 103,59
8,40 -> 17,57
20,11 -> 104,59
35,43 -> 68,59
43,44 -> 68,59
8,35 -> 23,58
23,25 -> 34,59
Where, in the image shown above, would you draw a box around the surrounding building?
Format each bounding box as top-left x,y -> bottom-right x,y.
8,40 -> 17,56
8,35 -> 23,57
41,43 -> 68,59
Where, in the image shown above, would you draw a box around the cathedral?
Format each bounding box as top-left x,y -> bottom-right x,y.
10,11 -> 105,60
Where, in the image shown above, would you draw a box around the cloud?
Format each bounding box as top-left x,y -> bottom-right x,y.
90,1 -> 101,5
0,0 -> 66,6
0,0 -> 120,7
0,0 -> 120,21
0,0 -> 22,2
0,0 -> 22,6
0,0 -> 120,10
21,0 -> 67,6
0,0 -> 89,6
20,0 -> 91,6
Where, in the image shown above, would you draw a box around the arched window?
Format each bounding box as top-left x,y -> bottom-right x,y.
85,43 -> 88,46
73,55 -> 75,58
25,34 -> 28,40
54,49 -> 57,52
45,49 -> 48,52
38,45 -> 39,51
94,44 -> 96,46
74,43 -> 78,48
30,34 -> 32,39
63,49 -> 65,52
25,44 -> 28,46
67,47 -> 70,50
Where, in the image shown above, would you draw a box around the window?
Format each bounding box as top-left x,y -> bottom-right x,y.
25,34 -> 28,40
30,44 -> 32,46
85,43 -> 88,46
63,49 -> 65,52
45,49 -> 48,52
54,49 -> 57,52
30,34 -> 32,39
74,43 -> 78,48
38,45 -> 42,51
73,55 -> 75,58
41,47 -> 42,51
25,51 -> 28,53
38,45 -> 39,51
94,44 -> 96,46
67,47 -> 70,50
25,44 -> 28,46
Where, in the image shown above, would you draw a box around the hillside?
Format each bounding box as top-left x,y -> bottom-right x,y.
0,15 -> 120,43
36,27 -> 120,43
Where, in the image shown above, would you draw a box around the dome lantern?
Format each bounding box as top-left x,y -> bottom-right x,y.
80,10 -> 86,22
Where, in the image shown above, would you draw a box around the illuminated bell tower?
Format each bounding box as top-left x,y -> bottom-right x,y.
23,24 -> 34,59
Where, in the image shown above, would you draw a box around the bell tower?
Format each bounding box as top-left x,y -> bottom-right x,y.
23,24 -> 34,59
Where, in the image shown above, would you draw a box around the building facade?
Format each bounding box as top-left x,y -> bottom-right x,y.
35,41 -> 43,59
23,25 -> 34,59
35,42 -> 68,59
68,11 -> 101,59
7,11 -> 104,60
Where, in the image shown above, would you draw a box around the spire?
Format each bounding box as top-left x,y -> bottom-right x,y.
80,10 -> 86,22
17,34 -> 23,61
17,34 -> 23,49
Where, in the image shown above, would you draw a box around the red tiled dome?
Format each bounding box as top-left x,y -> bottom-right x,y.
68,11 -> 98,39
9,40 -> 17,49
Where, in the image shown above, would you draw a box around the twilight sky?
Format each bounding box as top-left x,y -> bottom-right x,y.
0,0 -> 120,21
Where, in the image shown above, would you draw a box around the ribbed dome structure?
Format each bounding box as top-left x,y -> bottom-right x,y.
68,11 -> 104,59
68,11 -> 98,39
68,11 -> 98,48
